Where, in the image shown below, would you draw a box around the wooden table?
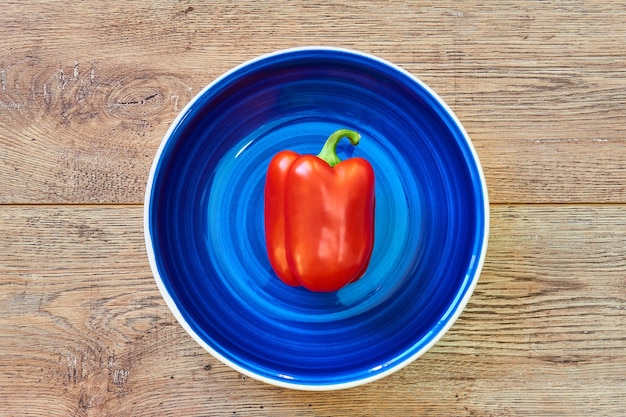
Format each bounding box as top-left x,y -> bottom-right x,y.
1,1 -> 624,415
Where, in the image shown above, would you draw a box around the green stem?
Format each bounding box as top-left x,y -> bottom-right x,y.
316,129 -> 361,167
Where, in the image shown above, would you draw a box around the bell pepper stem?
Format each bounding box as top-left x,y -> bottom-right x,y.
316,129 -> 361,167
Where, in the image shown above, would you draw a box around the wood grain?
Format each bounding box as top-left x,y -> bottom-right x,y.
1,1 -> 625,203
0,205 -> 624,416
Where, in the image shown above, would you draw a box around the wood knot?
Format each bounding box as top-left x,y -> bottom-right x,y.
106,77 -> 166,121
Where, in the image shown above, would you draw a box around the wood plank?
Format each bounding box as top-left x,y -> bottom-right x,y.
0,205 -> 624,415
1,1 -> 625,204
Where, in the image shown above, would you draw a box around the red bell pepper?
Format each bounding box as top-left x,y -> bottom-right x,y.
264,129 -> 375,292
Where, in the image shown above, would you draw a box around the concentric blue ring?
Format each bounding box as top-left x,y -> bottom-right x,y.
144,47 -> 489,390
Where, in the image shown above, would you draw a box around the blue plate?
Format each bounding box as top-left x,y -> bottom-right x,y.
144,47 -> 489,390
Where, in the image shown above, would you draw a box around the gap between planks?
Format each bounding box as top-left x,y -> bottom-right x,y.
1,202 -> 626,208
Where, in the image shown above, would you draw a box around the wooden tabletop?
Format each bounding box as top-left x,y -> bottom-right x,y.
1,1 -> 625,415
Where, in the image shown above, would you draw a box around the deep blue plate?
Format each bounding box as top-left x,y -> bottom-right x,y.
144,47 -> 489,390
